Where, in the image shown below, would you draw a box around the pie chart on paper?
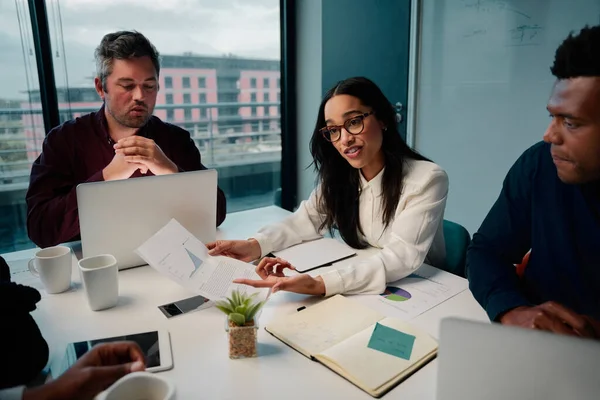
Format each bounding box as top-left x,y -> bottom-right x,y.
381,286 -> 412,302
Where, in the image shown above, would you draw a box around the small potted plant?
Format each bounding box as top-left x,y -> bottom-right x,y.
215,290 -> 266,359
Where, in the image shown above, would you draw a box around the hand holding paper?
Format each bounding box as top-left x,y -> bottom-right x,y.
136,219 -> 269,302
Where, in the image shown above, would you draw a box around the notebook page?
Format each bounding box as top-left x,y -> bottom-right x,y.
316,317 -> 438,393
265,295 -> 384,356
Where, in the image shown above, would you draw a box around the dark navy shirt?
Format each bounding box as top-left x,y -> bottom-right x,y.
467,141 -> 600,321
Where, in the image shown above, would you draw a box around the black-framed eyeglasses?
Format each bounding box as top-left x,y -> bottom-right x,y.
319,111 -> 374,142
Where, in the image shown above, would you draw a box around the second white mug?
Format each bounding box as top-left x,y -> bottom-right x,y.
78,254 -> 119,311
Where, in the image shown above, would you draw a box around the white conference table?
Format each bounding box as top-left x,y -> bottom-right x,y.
4,206 -> 488,400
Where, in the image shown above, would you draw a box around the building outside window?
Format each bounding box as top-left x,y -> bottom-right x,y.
0,0 -> 282,253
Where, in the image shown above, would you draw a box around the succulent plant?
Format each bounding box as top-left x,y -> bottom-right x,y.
215,289 -> 266,326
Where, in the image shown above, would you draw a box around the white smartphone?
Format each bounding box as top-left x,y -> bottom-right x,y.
54,329 -> 173,376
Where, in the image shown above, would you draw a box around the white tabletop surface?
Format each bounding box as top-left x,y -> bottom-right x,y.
3,206 -> 488,400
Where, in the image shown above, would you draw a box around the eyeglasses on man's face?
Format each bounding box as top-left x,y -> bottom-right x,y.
319,111 -> 374,142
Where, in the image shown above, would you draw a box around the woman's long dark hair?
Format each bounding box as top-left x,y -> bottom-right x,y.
310,77 -> 430,249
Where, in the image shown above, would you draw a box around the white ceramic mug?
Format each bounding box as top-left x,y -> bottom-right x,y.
78,254 -> 119,311
28,245 -> 72,294
94,371 -> 176,400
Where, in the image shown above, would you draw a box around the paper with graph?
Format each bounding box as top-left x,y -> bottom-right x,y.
373,264 -> 469,320
136,218 -> 267,301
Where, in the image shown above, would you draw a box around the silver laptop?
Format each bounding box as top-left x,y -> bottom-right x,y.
437,317 -> 600,400
76,169 -> 218,270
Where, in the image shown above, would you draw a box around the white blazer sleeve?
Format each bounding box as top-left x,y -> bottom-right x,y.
319,168 -> 449,296
252,187 -> 326,256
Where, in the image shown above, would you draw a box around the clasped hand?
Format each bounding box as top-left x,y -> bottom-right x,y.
114,136 -> 177,176
103,136 -> 177,180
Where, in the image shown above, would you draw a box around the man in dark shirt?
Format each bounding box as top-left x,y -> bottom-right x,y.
467,25 -> 600,339
26,31 -> 226,248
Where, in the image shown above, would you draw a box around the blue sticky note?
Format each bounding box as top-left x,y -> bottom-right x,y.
367,322 -> 416,360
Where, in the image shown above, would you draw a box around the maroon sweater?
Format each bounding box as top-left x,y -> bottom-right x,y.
26,107 -> 226,248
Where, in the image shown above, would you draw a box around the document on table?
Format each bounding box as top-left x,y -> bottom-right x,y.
136,219 -> 269,302
362,264 -> 469,320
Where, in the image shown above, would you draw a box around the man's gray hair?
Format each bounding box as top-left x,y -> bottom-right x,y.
94,30 -> 160,90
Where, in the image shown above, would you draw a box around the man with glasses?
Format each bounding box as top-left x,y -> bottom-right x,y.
25,31 -> 226,248
467,25 -> 600,339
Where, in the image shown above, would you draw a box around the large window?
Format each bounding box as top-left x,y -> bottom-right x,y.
0,0 -> 282,253
0,2 -> 40,252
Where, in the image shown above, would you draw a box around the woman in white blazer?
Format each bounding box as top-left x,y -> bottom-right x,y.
207,77 -> 448,296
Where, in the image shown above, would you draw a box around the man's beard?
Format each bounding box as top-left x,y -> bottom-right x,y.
108,104 -> 151,128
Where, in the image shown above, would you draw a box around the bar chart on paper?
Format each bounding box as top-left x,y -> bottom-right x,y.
373,265 -> 469,319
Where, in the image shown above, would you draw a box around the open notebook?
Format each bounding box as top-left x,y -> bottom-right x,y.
265,295 -> 438,397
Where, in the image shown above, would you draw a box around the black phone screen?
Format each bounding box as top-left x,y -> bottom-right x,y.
158,295 -> 210,318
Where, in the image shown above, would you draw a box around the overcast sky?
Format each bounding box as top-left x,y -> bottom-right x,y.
0,0 -> 280,100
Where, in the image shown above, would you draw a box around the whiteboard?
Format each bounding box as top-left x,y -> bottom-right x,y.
414,0 -> 600,233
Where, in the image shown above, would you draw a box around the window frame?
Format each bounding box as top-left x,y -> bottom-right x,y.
28,0 -> 297,211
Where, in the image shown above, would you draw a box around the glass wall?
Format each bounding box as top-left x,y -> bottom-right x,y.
0,1 -> 41,252
0,0 -> 282,253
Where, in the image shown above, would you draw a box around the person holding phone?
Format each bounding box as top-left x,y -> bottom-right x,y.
207,77 -> 448,297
